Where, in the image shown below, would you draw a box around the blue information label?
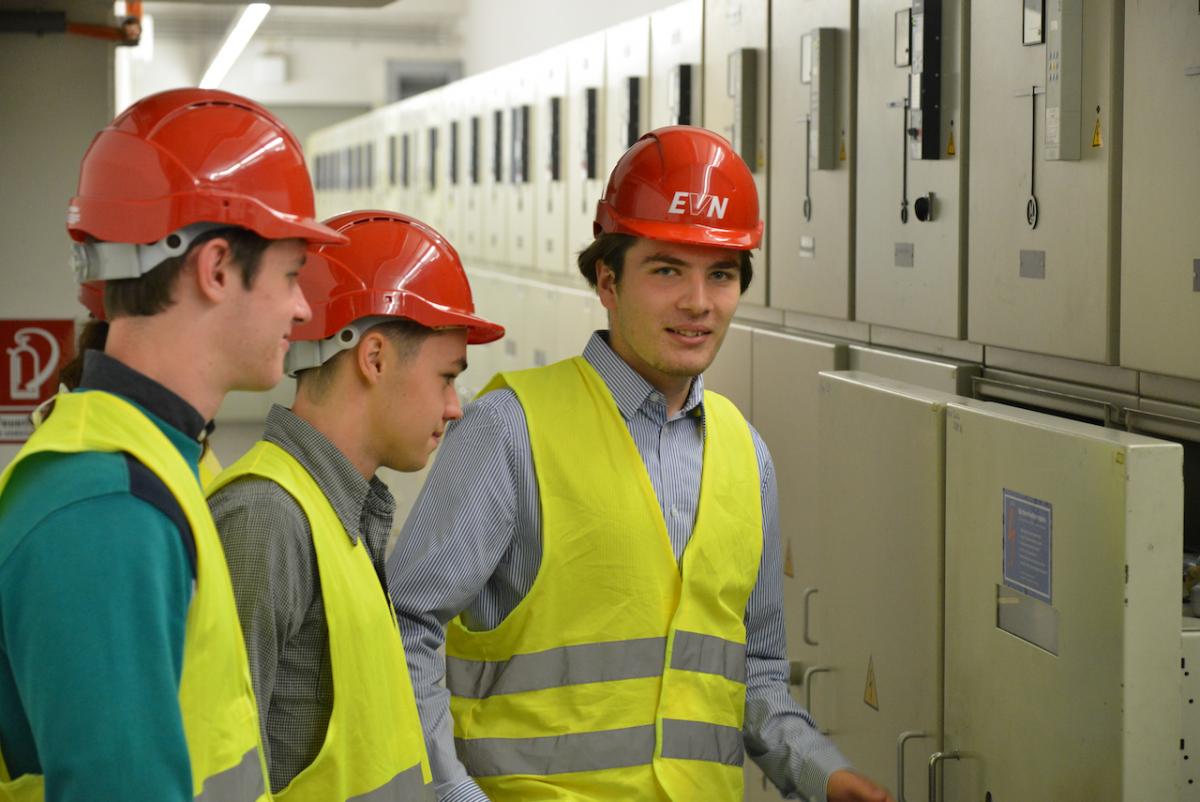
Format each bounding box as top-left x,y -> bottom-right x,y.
1002,489 -> 1053,604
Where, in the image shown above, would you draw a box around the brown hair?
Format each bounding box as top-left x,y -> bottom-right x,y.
59,227 -> 272,388
296,318 -> 434,404
576,232 -> 754,294
105,227 -> 271,318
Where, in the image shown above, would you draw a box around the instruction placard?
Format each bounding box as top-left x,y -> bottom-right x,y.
1002,489 -> 1053,604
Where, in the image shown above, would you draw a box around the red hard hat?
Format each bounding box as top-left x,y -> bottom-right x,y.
593,125 -> 763,250
288,210 -> 503,372
70,88 -> 347,319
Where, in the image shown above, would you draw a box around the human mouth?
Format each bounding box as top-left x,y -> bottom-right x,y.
666,326 -> 711,344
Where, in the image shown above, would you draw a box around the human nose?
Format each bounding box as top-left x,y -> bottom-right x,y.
294,285 -> 312,324
677,271 -> 711,315
445,384 -> 464,421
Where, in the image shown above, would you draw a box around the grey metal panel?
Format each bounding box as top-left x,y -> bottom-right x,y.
749,331 -> 846,670
943,400 -> 1182,801
1182,620 -> 1200,799
984,345 -> 1138,394
818,371 -> 964,801
868,324 -> 984,363
1120,2 -> 1200,380
855,0 -> 967,339
768,0 -> 855,320
968,0 -> 1122,362
848,345 -> 979,395
1141,372 -> 1200,409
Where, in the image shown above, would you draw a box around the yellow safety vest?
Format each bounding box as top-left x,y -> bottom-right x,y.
445,357 -> 763,801
209,441 -> 434,802
0,391 -> 268,802
199,442 -> 223,489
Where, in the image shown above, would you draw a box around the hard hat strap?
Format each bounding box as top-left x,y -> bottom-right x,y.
285,315 -> 394,377
71,222 -> 228,283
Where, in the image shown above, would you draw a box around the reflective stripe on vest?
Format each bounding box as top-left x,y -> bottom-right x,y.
446,631 -> 746,698
208,441 -> 432,802
456,720 -> 744,778
445,358 -> 761,802
0,391 -> 267,802
195,746 -> 265,802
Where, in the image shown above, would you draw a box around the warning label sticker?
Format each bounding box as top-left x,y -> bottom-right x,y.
1002,489 -> 1053,604
864,655 -> 879,710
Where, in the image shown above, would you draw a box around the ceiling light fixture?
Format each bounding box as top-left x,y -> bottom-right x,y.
199,3 -> 271,89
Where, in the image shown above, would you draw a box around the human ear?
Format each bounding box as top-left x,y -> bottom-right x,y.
595,261 -> 619,312
192,238 -> 234,304
355,331 -> 387,385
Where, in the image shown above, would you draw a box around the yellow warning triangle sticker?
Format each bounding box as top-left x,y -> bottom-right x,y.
864,655 -> 879,710
783,538 -> 795,578
838,130 -> 847,162
1091,114 -> 1103,148
946,123 -> 956,156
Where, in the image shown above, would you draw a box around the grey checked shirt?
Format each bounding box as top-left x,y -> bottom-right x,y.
209,404 -> 396,794
388,332 -> 850,802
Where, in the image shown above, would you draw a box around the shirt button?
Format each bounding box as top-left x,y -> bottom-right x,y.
670,504 -> 680,519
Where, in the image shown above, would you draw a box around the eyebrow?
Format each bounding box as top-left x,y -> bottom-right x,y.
453,357 -> 468,372
644,252 -> 740,272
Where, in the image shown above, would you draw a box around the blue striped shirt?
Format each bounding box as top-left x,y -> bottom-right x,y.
388,332 -> 849,802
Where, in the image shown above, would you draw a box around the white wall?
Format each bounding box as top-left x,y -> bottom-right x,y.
0,23 -> 113,468
459,0 -> 684,75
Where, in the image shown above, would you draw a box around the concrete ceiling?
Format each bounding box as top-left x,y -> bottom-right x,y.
144,0 -> 464,43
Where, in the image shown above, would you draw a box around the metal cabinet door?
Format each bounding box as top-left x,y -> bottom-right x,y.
943,400 -> 1182,801
854,0 -> 967,339
968,0 -> 1122,363
817,371 -> 961,801
768,0 -> 856,319
1119,0 -> 1200,380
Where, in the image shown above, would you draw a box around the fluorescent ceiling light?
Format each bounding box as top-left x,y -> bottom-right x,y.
200,4 -> 271,89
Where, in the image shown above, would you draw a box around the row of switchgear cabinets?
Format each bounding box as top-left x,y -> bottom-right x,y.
457,268 -> 1195,801
308,0 -> 1200,382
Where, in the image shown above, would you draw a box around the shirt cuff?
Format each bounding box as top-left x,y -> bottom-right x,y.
787,741 -> 853,802
438,777 -> 491,802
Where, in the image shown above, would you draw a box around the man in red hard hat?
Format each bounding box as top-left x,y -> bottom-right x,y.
208,210 -> 503,802
390,126 -> 895,802
0,88 -> 347,802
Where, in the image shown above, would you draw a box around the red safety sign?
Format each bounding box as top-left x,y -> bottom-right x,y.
0,320 -> 76,444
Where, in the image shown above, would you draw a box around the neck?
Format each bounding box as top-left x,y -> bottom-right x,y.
606,333 -> 694,417
290,391 -> 378,480
104,316 -> 225,422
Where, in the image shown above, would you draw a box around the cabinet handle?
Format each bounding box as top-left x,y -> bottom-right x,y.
927,751 -> 962,802
802,587 -> 819,646
802,665 -> 832,735
896,731 -> 930,802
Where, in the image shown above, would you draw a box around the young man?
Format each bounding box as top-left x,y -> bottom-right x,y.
207,211 -> 504,801
0,88 -> 347,802
389,126 -> 895,802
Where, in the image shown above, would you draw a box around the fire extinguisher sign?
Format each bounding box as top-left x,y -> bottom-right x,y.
0,320 -> 76,444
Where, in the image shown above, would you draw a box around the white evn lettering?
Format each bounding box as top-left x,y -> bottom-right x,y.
667,191 -> 730,219
707,195 -> 729,220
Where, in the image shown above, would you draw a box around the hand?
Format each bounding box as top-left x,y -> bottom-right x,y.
826,769 -> 896,802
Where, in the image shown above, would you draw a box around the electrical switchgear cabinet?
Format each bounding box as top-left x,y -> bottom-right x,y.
1119,1 -> 1200,381
968,0 -> 1123,363
943,399 -> 1181,801
769,0 -> 856,320
855,0 -> 967,339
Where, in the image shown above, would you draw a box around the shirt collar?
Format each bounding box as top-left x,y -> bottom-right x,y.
79,349 -> 212,442
581,331 -> 705,422
262,404 -> 394,544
